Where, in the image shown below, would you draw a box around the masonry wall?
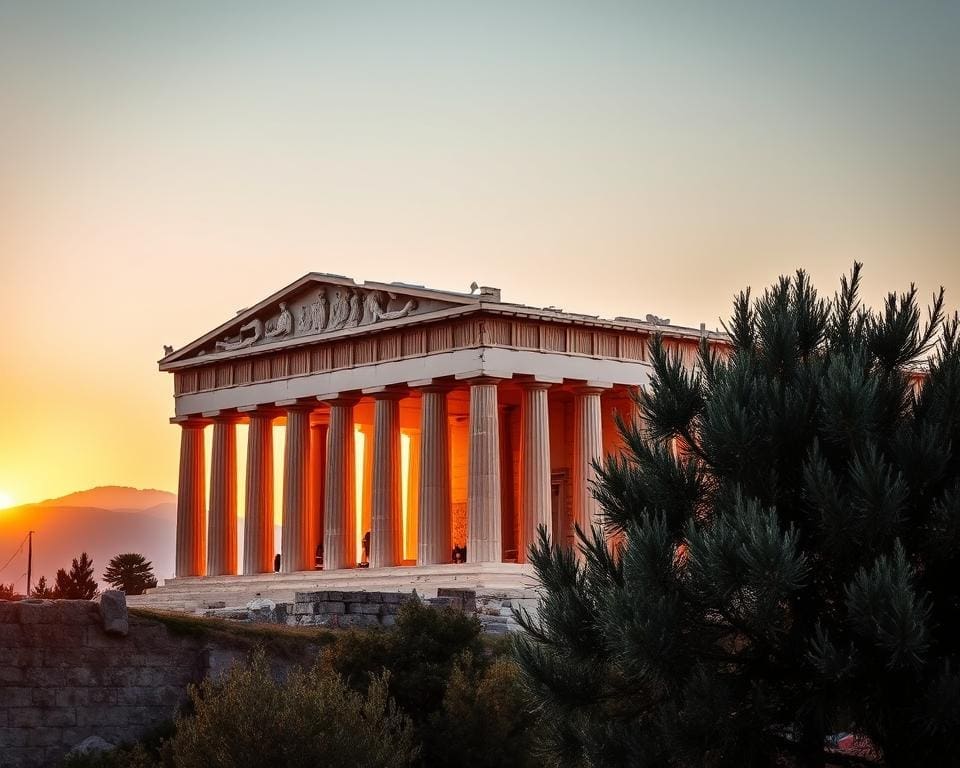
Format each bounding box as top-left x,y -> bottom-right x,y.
0,598 -> 301,768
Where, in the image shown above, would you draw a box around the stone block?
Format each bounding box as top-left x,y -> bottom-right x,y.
325,591 -> 343,601
381,615 -> 397,628
380,603 -> 400,615
62,665 -> 98,687
16,600 -> 55,625
341,591 -> 368,603
3,688 -> 33,707
57,599 -> 99,624
292,603 -> 315,615
0,623 -> 23,645
75,704 -> 128,727
25,726 -> 63,747
338,614 -> 380,629
0,666 -> 24,684
347,603 -> 381,615
9,708 -> 44,728
314,601 -> 345,614
0,726 -> 30,747
0,601 -> 19,622
294,591 -> 327,603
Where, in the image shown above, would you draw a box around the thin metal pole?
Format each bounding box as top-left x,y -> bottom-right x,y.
26,531 -> 33,597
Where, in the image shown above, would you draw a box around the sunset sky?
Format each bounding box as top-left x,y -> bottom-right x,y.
1,2 -> 958,509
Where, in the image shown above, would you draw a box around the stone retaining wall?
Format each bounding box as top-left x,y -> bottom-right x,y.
0,595 -> 313,768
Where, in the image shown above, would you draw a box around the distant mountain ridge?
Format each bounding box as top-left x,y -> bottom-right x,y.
38,486 -> 176,512
1,487 -> 177,591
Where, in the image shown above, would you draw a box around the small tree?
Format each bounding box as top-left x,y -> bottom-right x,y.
53,553 -> 98,599
0,583 -> 15,600
103,553 -> 157,595
31,575 -> 53,598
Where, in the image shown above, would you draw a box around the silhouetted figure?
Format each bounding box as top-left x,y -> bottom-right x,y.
274,553 -> 281,573
358,531 -> 371,568
315,543 -> 323,570
452,545 -> 466,564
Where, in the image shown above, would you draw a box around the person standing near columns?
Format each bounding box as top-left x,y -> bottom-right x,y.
323,397 -> 358,570
416,384 -> 451,565
466,378 -> 503,563
573,385 -> 606,537
281,403 -> 314,573
519,382 -> 552,561
369,389 -> 405,568
175,418 -> 207,577
207,413 -> 238,576
243,408 -> 276,575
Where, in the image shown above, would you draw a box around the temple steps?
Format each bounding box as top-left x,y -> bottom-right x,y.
127,563 -> 540,615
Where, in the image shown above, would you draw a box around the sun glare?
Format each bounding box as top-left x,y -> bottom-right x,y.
0,491 -> 14,509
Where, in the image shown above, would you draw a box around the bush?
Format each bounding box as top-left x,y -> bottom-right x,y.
169,648 -> 417,768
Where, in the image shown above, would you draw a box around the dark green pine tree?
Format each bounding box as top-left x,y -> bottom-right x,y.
102,552 -> 157,595
31,575 -> 54,598
53,552 -> 99,599
515,265 -> 960,768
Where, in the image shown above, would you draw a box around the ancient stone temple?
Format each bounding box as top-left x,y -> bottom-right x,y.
160,274 -> 723,583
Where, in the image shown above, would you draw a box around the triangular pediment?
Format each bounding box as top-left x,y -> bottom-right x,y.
160,273 -> 486,367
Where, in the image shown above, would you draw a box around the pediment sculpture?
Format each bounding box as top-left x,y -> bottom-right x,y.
208,286 -> 421,356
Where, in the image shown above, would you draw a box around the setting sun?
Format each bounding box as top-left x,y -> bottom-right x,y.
0,491 -> 14,509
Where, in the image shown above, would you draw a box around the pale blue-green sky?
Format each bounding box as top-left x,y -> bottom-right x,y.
1,1 -> 958,502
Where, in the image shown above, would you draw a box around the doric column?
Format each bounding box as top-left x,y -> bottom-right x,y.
281,403 -> 313,573
175,419 -> 207,577
242,410 -> 275,575
417,386 -> 451,565
466,379 -> 502,563
573,386 -> 605,536
369,391 -> 404,568
359,424 -> 373,558
207,415 -> 238,576
519,383 -> 552,561
323,397 -> 357,570
309,422 -> 328,566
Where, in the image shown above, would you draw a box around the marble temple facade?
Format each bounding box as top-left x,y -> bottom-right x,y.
160,274 -> 725,577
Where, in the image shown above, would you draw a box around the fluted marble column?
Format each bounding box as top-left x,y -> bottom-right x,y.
418,387 -> 451,565
281,405 -> 313,573
324,398 -> 357,570
175,420 -> 206,577
519,383 -> 552,561
573,387 -> 604,536
309,423 -> 328,564
405,430 -> 420,561
370,393 -> 404,568
207,416 -> 238,576
243,411 -> 275,575
467,379 -> 502,563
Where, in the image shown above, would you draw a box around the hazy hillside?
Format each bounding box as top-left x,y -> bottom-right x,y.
0,488 -> 177,592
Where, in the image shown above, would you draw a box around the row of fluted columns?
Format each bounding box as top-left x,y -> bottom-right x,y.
174,380 -> 611,576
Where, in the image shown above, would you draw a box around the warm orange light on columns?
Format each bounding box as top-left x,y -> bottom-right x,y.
405,430 -> 420,561
309,421 -> 328,564
573,386 -> 605,537
243,410 -> 275,574
207,415 -> 238,576
175,419 -> 207,577
281,404 -> 313,573
417,386 -> 452,565
466,379 -> 503,563
370,391 -> 404,568
324,398 -> 357,570
519,382 -> 552,561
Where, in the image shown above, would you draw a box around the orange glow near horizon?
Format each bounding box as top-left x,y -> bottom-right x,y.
0,491 -> 14,510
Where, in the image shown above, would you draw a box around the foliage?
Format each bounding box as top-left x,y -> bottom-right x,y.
166,649 -> 418,768
53,552 -> 98,599
515,264 -> 960,767
0,582 -> 15,599
103,553 -> 158,595
326,598 -> 484,723
422,654 -> 539,768
31,575 -> 54,598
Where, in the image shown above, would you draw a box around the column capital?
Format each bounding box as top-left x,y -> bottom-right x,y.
170,415 -> 211,428
202,409 -> 242,423
317,393 -> 361,407
518,379 -> 555,391
458,374 -> 509,386
238,404 -> 283,419
409,379 -> 456,394
362,385 -> 408,400
570,381 -> 613,396
276,399 -> 317,412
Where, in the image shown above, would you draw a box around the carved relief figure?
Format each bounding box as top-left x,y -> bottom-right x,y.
215,318 -> 264,351
265,302 -> 293,339
364,290 -> 418,323
328,290 -> 349,330
311,291 -> 328,332
345,289 -> 363,328
298,305 -> 310,333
